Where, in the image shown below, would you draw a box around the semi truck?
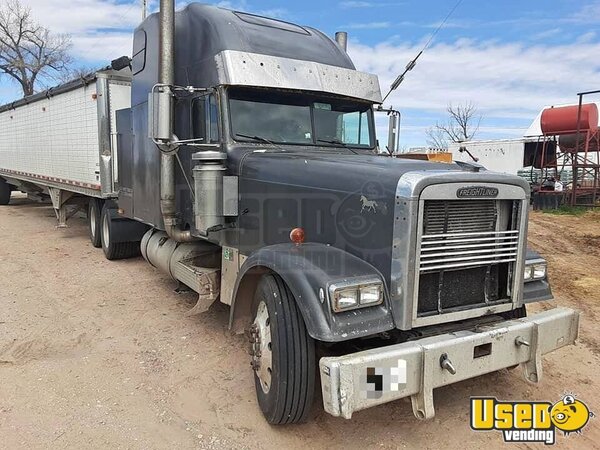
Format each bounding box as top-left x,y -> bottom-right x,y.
0,1 -> 579,424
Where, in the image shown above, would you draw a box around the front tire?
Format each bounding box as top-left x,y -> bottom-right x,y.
250,274 -> 315,424
0,179 -> 10,205
88,198 -> 103,248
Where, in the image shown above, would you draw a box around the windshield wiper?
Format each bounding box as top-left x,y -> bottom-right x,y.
317,138 -> 347,146
235,133 -> 276,145
317,138 -> 359,154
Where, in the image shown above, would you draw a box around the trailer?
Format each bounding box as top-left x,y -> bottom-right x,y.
448,138 -> 556,175
0,69 -> 131,231
0,2 -> 580,425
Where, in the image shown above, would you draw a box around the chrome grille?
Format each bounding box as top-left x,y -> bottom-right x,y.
423,200 -> 496,234
420,230 -> 519,272
419,200 -> 519,273
416,198 -> 521,318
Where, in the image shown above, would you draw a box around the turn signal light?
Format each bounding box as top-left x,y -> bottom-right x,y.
290,227 -> 305,245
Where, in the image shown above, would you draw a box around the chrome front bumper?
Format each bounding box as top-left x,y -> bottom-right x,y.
319,307 -> 579,420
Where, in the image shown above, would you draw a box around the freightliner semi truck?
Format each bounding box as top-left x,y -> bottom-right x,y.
0,2 -> 579,424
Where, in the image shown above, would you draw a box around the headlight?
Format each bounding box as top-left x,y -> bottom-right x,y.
359,284 -> 383,306
532,263 -> 547,279
332,287 -> 359,311
524,260 -> 547,281
330,280 -> 384,312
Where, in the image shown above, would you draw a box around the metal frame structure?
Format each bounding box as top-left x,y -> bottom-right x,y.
537,89 -> 600,207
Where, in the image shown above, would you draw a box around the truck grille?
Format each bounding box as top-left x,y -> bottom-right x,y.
416,199 -> 520,316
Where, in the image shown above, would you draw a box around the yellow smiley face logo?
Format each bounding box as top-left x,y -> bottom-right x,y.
550,395 -> 593,434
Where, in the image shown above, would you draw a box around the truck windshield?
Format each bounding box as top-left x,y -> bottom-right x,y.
228,88 -> 374,149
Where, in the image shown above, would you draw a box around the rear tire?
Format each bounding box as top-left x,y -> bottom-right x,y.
88,198 -> 103,248
250,274 -> 315,424
100,206 -> 140,260
0,179 -> 10,205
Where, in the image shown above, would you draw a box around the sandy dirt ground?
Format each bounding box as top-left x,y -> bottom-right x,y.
0,193 -> 599,449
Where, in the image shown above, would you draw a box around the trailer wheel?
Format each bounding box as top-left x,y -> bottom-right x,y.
100,206 -> 140,260
250,274 -> 315,424
0,179 -> 10,205
88,198 -> 104,248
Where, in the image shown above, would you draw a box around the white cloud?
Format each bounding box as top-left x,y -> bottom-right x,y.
346,21 -> 390,29
576,31 -> 597,44
349,37 -> 600,144
15,0 -> 288,66
339,1 -> 402,7
340,1 -> 375,7
6,0 -> 600,148
213,0 -> 248,10
569,1 -> 600,24
23,0 -> 141,34
20,0 -> 142,63
531,28 -> 562,40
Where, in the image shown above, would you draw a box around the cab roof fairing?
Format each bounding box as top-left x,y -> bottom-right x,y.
214,50 -> 383,104
131,3 -> 378,106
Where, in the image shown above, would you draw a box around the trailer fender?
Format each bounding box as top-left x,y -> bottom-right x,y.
229,243 -> 395,342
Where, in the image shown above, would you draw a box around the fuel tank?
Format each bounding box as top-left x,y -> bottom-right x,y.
541,103 -> 598,134
559,131 -> 600,152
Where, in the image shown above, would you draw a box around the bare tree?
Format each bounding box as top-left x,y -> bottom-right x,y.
426,102 -> 482,149
425,126 -> 449,150
0,0 -> 72,97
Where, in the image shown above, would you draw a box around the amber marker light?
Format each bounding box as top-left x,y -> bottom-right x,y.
290,227 -> 305,245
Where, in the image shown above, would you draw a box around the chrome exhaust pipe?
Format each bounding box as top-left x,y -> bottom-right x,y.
335,31 -> 348,52
158,0 -> 194,242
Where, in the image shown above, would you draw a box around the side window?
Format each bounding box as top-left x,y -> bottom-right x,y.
192,97 -> 206,141
341,111 -> 370,145
208,95 -> 219,143
359,111 -> 370,145
192,94 -> 220,143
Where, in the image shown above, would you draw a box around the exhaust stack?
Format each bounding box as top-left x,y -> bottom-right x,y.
335,31 -> 348,52
158,0 -> 194,242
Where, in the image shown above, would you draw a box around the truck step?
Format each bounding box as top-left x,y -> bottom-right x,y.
173,258 -> 221,315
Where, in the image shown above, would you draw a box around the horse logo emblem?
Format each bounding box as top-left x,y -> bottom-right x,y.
360,195 -> 378,213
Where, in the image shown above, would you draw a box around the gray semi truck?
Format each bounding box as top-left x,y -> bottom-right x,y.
0,2 -> 579,424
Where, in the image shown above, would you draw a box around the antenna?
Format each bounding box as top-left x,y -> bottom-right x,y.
381,0 -> 464,103
142,0 -> 147,20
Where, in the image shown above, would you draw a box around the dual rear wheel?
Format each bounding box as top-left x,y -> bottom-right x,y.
87,199 -> 141,260
0,178 -> 11,205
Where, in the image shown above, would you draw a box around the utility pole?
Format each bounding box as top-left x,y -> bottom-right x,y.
142,0 -> 147,20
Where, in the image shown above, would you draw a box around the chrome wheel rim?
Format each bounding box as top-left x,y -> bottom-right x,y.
102,213 -> 110,247
252,300 -> 273,394
90,205 -> 96,238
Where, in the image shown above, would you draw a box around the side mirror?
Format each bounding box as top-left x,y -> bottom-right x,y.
148,85 -> 173,143
387,113 -> 399,154
111,56 -> 131,71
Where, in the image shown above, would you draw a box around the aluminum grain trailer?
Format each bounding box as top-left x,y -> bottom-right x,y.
0,67 -> 147,251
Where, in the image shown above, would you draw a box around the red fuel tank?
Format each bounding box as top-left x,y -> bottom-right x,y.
541,103 -> 598,134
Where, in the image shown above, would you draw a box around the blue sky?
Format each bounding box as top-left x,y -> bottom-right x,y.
2,0 -> 600,147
